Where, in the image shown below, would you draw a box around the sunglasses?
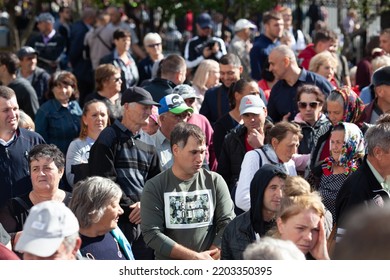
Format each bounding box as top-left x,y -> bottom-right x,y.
147,43 -> 161,48
297,101 -> 321,109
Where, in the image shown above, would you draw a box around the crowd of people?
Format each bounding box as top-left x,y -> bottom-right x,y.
1,2 -> 390,260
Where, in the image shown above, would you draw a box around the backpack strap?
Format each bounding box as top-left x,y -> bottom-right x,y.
253,149 -> 263,168
12,197 -> 30,213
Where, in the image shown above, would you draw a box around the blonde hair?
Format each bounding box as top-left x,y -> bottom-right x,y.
309,51 -> 338,73
95,64 -> 121,91
192,59 -> 219,92
270,191 -> 325,238
284,176 -> 311,196
372,55 -> 390,71
19,110 -> 35,131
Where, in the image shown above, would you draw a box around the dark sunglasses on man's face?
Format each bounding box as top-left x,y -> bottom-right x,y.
297,101 -> 320,109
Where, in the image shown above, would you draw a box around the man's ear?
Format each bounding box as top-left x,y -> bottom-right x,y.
172,144 -> 179,156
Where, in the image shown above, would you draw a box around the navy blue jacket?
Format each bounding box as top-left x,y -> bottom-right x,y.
249,34 -> 280,81
0,128 -> 45,207
199,84 -> 230,126
267,68 -> 333,122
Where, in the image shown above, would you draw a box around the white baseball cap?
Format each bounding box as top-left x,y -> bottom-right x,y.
15,201 -> 79,257
234,19 -> 257,32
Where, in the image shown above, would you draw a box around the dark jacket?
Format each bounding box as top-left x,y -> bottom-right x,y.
29,67 -> 50,105
0,128 -> 45,208
335,156 -> 390,227
8,78 -> 39,120
89,120 -> 161,242
141,77 -> 176,103
26,32 -> 66,74
249,34 -> 280,81
221,164 -> 286,259
213,113 -> 239,160
356,98 -> 379,129
217,124 -> 247,191
199,84 -> 230,126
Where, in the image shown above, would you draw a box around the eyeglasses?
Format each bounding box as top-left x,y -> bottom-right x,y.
113,77 -> 122,83
147,43 -> 161,48
298,101 -> 321,109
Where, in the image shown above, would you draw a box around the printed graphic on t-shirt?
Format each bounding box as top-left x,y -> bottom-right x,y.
164,189 -> 214,229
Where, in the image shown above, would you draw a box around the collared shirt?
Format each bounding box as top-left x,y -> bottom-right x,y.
149,129 -> 172,170
267,68 -> 333,122
367,158 -> 390,193
43,29 -> 56,45
0,132 -> 16,146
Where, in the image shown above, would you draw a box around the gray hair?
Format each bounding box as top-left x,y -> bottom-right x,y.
243,237 -> 305,260
326,89 -> 345,107
69,176 -> 123,228
143,32 -> 162,45
365,113 -> 390,155
271,45 -> 296,63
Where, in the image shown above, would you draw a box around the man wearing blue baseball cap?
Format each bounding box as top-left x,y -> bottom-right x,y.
144,93 -> 193,170
184,12 -> 227,74
89,86 -> 162,260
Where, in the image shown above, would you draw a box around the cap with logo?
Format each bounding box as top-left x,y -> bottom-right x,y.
15,200 -> 79,257
197,13 -> 213,29
239,95 -> 266,115
172,84 -> 198,100
17,46 -> 38,59
234,19 -> 257,32
121,86 -> 161,106
36,12 -> 55,24
159,94 -> 194,115
372,66 -> 390,87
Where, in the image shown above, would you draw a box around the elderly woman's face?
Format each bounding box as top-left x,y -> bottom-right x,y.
97,197 -> 123,232
326,100 -> 344,126
298,92 -> 323,126
30,157 -> 63,192
317,60 -> 335,81
330,129 -> 345,162
272,131 -> 300,162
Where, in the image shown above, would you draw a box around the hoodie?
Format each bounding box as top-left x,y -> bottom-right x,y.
221,164 -> 286,259
250,164 -> 287,236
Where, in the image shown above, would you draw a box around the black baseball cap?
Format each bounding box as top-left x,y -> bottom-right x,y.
372,66 -> 390,87
121,86 -> 160,106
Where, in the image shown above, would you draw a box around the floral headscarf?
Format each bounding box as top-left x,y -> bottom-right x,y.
330,86 -> 365,124
322,122 -> 365,175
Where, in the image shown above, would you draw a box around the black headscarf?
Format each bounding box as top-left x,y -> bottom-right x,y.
250,164 -> 287,236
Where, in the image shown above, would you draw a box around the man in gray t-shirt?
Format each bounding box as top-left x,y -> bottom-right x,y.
141,122 -> 235,260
